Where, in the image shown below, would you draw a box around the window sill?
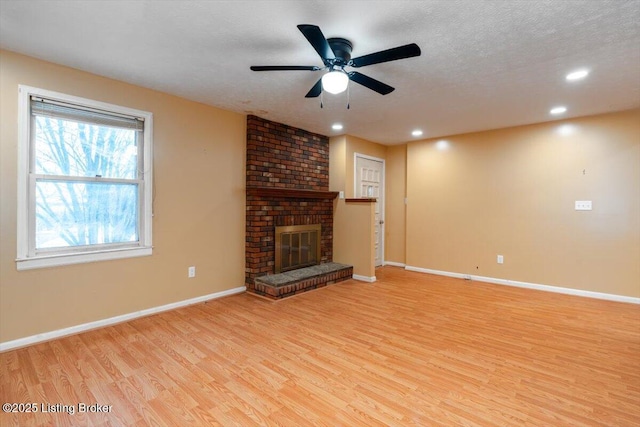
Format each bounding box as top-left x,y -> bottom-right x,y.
16,246 -> 152,271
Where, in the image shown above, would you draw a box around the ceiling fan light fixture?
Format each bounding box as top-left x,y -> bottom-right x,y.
322,70 -> 349,94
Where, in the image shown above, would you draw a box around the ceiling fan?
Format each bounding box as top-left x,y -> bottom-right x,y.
250,24 -> 421,98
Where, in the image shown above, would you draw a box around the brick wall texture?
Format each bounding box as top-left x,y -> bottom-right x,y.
245,115 -> 333,290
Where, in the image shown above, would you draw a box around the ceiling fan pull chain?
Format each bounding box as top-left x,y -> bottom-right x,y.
320,90 -> 324,109
347,83 -> 350,109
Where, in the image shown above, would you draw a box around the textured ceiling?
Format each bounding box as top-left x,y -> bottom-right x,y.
1,0 -> 639,144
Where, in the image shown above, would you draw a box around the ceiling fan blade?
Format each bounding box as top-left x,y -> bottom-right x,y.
305,78 -> 323,98
350,43 -> 421,68
297,24 -> 335,62
250,65 -> 319,71
348,72 -> 395,95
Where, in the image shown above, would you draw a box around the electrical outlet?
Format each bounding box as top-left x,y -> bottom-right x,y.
575,201 -> 592,211
188,266 -> 196,278
497,255 -> 504,264
339,191 -> 345,199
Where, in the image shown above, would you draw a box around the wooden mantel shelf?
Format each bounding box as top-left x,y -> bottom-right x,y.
247,186 -> 339,199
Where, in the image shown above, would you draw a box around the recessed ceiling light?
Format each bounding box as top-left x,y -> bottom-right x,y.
566,69 -> 589,81
412,129 -> 423,137
332,123 -> 343,131
550,106 -> 567,115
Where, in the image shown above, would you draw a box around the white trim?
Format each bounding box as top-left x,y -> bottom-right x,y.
16,247 -> 152,271
405,266 -> 465,279
16,85 -> 153,269
22,85 -> 151,119
404,265 -> 640,304
353,274 -> 377,283
0,286 -> 246,352
384,261 -> 406,267
354,152 -> 385,267
17,86 -> 30,261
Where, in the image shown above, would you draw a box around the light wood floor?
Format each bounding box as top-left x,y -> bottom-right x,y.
1,267 -> 639,426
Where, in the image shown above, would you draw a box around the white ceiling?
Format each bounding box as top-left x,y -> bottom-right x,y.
1,0 -> 639,144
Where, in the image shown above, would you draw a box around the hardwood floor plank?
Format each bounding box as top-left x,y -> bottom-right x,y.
222,374 -> 283,421
146,388 -> 199,426
268,403 -> 319,427
1,267 -> 638,426
39,380 -> 86,427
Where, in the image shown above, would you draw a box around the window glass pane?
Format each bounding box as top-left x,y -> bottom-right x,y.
35,181 -> 138,249
34,116 -> 138,179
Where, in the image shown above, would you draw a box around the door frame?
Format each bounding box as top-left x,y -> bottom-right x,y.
354,152 -> 385,267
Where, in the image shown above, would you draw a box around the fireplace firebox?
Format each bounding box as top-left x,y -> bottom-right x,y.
274,224 -> 321,273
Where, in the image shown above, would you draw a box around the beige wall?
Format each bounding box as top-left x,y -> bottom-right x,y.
331,134 -> 399,275
330,133 -> 387,197
0,51 -> 247,343
385,145 -> 407,264
345,136 -> 401,269
344,135 -> 387,198
329,135 -> 346,192
333,200 -> 375,278
406,109 -> 640,297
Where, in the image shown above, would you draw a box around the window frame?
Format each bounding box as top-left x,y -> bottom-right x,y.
16,85 -> 153,270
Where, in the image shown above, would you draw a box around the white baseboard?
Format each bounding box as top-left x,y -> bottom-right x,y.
404,265 -> 640,304
352,274 -> 377,283
0,286 -> 246,353
383,261 -> 406,267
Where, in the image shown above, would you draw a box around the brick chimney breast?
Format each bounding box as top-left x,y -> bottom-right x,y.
245,116 -> 334,291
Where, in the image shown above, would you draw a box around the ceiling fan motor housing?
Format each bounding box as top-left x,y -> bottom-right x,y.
327,38 -> 353,66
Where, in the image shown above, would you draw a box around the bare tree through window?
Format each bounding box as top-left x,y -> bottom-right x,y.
33,117 -> 139,249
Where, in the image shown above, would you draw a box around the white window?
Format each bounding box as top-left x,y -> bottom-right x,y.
16,85 -> 153,270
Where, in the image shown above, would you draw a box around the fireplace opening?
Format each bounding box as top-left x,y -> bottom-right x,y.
275,224 -> 321,273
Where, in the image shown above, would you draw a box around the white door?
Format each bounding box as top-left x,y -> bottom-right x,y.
355,154 -> 384,267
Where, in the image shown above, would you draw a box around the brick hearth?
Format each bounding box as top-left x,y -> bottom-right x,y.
245,115 -> 349,295
253,262 -> 353,299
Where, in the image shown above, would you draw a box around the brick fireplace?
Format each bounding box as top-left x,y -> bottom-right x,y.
245,115 -> 344,295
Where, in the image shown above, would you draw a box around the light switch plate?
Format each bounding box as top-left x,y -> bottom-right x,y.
575,201 -> 592,211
